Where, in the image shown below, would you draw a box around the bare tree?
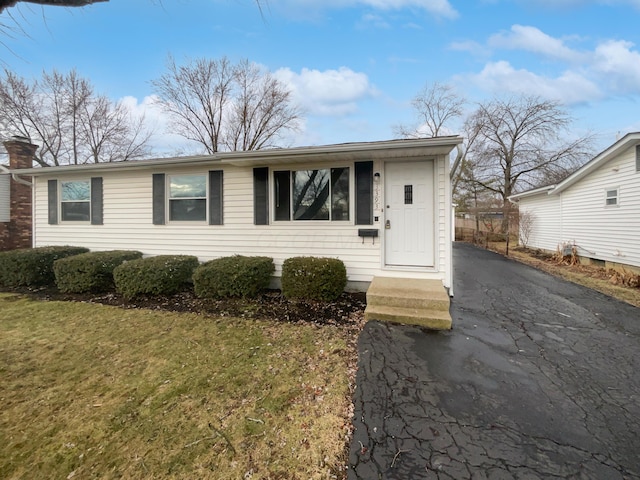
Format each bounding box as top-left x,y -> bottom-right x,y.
394,81 -> 466,138
465,95 -> 593,206
518,210 -> 535,248
0,68 -> 152,166
0,0 -> 106,12
152,56 -> 301,154
152,56 -> 234,154
225,59 -> 301,151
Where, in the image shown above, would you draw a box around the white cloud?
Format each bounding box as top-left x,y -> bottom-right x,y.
488,25 -> 584,62
592,39 -> 640,93
449,40 -> 491,57
271,0 -> 458,19
358,13 -> 391,29
457,25 -> 640,105
274,66 -> 378,116
465,61 -> 601,104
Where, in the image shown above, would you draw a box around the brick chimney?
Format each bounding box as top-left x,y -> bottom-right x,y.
0,137 -> 38,251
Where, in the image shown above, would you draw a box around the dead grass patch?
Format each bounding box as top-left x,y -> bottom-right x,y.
0,294 -> 358,479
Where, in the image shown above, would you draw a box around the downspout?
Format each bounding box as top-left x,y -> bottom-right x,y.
0,164 -> 33,187
445,143 -> 464,297
449,143 -> 464,180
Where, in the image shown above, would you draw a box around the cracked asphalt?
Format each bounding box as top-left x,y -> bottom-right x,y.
349,242 -> 640,479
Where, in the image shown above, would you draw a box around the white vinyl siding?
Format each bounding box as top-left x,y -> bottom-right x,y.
560,145 -> 640,267
518,193 -> 562,252
32,156 -> 453,285
0,174 -> 9,222
518,143 -> 640,268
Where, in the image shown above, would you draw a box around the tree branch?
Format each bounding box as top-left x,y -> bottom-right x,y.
0,0 -> 107,12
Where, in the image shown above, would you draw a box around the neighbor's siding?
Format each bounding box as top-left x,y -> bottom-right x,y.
518,193 -> 562,252
559,144 -> 640,268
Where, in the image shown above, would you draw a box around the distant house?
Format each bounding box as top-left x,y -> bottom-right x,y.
13,136 -> 463,294
509,132 -> 640,272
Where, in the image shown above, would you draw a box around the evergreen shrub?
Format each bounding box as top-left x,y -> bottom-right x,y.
53,250 -> 143,293
0,246 -> 89,287
281,256 -> 347,302
113,255 -> 199,300
193,255 -> 274,299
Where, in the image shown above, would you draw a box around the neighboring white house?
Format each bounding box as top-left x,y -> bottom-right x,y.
509,132 -> 640,271
14,137 -> 463,292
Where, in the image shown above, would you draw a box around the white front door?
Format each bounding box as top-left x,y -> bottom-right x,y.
384,160 -> 434,267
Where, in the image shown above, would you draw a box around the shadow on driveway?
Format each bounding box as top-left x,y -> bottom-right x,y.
349,242 -> 640,479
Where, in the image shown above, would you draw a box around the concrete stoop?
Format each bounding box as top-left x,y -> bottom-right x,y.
364,277 -> 452,330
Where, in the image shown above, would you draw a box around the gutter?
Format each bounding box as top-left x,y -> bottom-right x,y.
0,164 -> 32,187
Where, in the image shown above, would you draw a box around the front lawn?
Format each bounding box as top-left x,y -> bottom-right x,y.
0,293 -> 355,479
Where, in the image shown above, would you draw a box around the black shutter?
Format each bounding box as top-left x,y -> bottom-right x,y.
355,161 -> 373,225
91,177 -> 103,225
152,173 -> 165,225
274,170 -> 290,221
253,167 -> 269,225
47,179 -> 58,225
209,170 -> 223,225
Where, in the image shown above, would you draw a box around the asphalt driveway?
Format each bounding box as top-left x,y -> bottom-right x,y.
349,242 -> 640,479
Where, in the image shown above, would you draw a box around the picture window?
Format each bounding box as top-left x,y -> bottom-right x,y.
275,168 -> 349,221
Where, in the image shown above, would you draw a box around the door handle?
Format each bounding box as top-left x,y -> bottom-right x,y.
385,219 -> 391,229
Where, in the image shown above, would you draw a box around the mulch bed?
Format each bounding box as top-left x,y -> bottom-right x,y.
2,286 -> 367,327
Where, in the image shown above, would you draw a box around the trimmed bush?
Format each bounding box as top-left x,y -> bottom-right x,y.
281,256 -> 347,302
0,246 -> 90,287
53,250 -> 143,293
113,255 -> 199,300
193,255 -> 274,299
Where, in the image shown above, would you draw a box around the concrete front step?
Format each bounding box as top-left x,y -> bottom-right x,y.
364,277 -> 452,330
364,305 -> 452,330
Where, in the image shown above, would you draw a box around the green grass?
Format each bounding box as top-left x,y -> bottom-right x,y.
0,294 -> 353,479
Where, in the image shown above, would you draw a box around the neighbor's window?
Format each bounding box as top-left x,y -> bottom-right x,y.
169,174 -> 206,221
605,188 -> 619,206
61,180 -> 91,221
288,168 -> 349,221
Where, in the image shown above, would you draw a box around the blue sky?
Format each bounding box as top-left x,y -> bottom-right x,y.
2,0 -> 640,154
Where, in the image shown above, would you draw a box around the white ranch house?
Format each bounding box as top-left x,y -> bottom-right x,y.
509,132 -> 640,272
14,138 -> 463,312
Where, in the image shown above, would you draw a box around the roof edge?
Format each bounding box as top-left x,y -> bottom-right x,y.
10,136 -> 464,176
553,131 -> 640,195
508,184 -> 556,201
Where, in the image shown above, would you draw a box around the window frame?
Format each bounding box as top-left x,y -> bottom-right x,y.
167,173 -> 208,223
605,187 -> 619,207
273,166 -> 353,223
60,179 -> 91,223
